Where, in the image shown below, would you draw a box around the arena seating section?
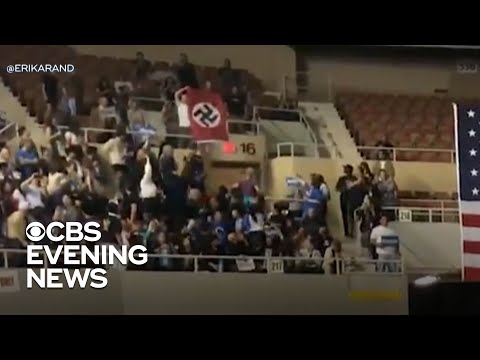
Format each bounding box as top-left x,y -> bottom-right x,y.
0,45 -> 268,132
335,91 -> 457,162
0,46 -> 461,211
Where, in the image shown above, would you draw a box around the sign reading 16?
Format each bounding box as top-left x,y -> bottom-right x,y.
240,143 -> 256,155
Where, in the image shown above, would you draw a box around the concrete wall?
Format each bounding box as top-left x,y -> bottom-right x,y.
0,270 -> 408,315
0,270 -> 123,315
307,56 -> 453,98
391,222 -> 461,270
72,45 -> 296,92
121,272 -> 408,315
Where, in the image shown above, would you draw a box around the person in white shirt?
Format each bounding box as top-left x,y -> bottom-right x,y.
101,125 -> 128,190
20,172 -> 47,223
372,150 -> 395,179
318,175 -> 330,200
101,126 -> 127,169
140,149 -> 159,219
47,166 -> 68,195
370,215 -> 400,273
20,173 -> 45,210
175,86 -> 190,128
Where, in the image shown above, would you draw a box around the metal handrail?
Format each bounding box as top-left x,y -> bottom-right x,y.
0,121 -> 17,137
253,106 -> 318,150
275,142 -> 330,158
130,96 -> 164,103
358,146 -> 455,163
56,117 -> 260,144
0,248 -> 404,275
298,111 -> 319,156
397,199 -> 458,209
253,106 -> 302,114
383,206 -> 459,223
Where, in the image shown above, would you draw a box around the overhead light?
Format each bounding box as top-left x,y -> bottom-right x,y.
413,275 -> 440,288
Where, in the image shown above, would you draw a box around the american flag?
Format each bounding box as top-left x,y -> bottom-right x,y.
455,104 -> 480,281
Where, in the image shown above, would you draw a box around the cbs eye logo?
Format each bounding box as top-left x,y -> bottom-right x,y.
25,222 -> 46,242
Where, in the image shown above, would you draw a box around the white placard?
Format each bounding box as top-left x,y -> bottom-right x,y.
398,209 -> 412,223
0,270 -> 20,293
236,258 -> 255,272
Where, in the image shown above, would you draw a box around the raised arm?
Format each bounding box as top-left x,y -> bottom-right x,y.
174,87 -> 189,103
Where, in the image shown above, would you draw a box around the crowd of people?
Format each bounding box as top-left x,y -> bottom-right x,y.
0,118 -> 347,274
0,51 -> 402,275
335,147 -> 400,270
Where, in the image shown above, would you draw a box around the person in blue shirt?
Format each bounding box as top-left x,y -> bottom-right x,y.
212,210 -> 230,253
15,139 -> 39,180
302,174 -> 326,219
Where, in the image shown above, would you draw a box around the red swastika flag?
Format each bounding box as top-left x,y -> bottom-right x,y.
186,88 -> 229,143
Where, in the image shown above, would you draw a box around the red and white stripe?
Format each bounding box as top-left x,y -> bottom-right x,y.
460,202 -> 480,280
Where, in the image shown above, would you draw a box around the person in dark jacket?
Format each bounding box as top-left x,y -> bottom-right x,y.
42,73 -> 59,109
335,164 -> 357,237
175,53 -> 199,88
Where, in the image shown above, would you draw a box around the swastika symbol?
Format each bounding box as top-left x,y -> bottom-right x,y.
191,102 -> 221,128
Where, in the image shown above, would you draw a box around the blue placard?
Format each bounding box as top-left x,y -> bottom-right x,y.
379,235 -> 399,247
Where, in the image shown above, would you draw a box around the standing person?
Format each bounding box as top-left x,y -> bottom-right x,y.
375,169 -> 398,221
174,53 -> 198,88
182,144 -> 206,193
218,58 -> 240,94
336,164 -> 357,237
20,172 -> 46,219
358,198 -> 377,258
224,86 -> 247,118
318,174 -> 330,216
69,73 -> 85,115
139,152 -> 159,221
159,144 -> 178,187
370,215 -> 400,272
55,85 -> 76,127
42,73 -> 59,120
234,167 -> 259,207
346,163 -> 373,236
372,150 -> 395,179
134,51 -> 152,81
101,125 -> 128,192
302,174 -> 326,220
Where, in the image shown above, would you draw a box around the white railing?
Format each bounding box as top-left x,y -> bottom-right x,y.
57,118 -> 260,146
0,121 -> 17,138
0,248 -> 404,275
383,206 -> 459,223
398,198 -> 458,209
254,106 -> 319,153
275,142 -> 331,158
357,146 -> 455,163
263,197 -> 459,224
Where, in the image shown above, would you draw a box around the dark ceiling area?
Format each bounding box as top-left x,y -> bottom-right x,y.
290,45 -> 480,59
